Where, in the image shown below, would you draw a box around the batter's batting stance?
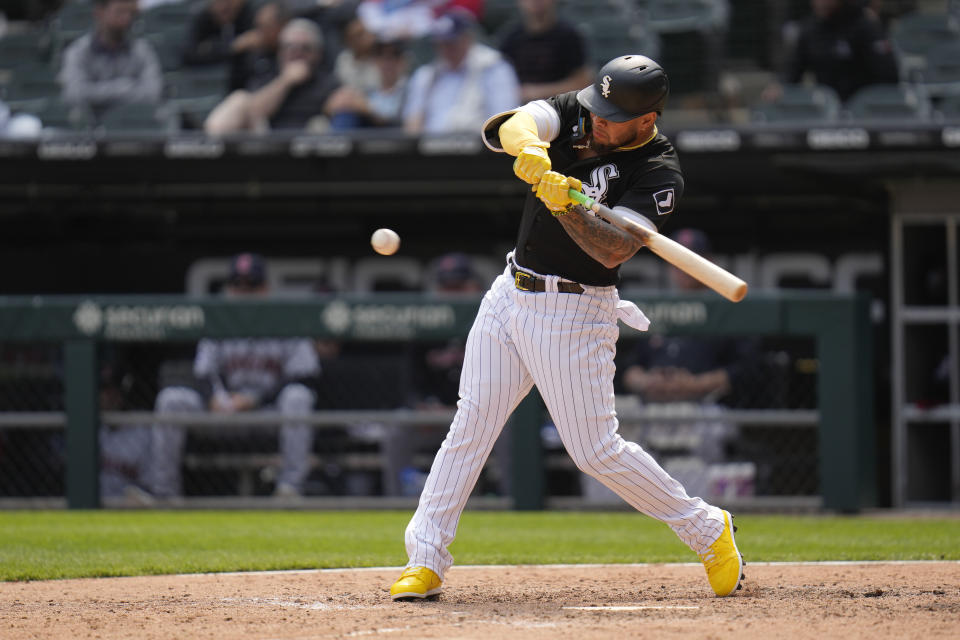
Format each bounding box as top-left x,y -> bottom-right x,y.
390,55 -> 745,600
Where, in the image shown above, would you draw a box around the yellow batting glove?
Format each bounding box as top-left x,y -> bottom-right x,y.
535,172 -> 583,214
512,144 -> 551,185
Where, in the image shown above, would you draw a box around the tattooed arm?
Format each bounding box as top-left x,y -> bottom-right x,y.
555,205 -> 645,268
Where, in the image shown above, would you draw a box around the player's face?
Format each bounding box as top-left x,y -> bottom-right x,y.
589,112 -> 654,151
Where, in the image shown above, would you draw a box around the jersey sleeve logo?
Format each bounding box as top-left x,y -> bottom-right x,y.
653,188 -> 675,215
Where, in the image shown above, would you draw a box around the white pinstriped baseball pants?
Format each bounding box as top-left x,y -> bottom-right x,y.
404,259 -> 726,578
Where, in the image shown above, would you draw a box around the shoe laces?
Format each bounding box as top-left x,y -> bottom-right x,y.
698,548 -> 718,567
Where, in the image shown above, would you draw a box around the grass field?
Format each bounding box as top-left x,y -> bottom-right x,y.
1,510 -> 958,581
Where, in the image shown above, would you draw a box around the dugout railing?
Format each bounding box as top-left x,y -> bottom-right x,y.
0,291 -> 874,512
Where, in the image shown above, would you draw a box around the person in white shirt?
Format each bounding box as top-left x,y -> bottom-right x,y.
402,8 -> 520,134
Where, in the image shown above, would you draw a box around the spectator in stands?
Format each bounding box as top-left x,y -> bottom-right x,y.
146,253 -> 321,501
403,8 -> 519,134
204,18 -> 355,134
622,230 -> 760,408
228,0 -> 292,92
325,36 -> 411,128
182,0 -> 255,67
334,15 -> 381,95
58,0 -> 163,121
765,0 -> 899,102
383,252 -> 486,496
499,0 -> 592,102
357,1 -> 485,40
617,229 -> 762,498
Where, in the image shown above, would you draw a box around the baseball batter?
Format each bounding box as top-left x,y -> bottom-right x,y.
390,55 -> 744,600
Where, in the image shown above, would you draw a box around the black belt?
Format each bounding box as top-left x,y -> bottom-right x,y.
511,265 -> 584,294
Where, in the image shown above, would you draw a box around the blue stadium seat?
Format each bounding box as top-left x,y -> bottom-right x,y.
750,84 -> 842,124
844,83 -> 932,122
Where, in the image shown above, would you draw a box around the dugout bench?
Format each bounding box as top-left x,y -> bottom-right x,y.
0,292 -> 874,511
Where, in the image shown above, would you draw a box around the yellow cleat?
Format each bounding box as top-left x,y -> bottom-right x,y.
698,510 -> 744,597
390,566 -> 442,601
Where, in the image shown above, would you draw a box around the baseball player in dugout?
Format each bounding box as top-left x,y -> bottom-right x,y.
146,253 -> 320,502
390,55 -> 745,601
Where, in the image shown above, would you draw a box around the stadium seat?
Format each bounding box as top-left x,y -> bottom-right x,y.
890,12 -> 960,79
936,94 -> 960,121
171,94 -> 222,131
3,62 -> 60,102
165,67 -> 229,100
723,0 -> 773,69
3,96 -> 91,133
50,1 -> 95,53
916,41 -> 960,98
35,98 -> 92,132
97,102 -> 173,133
844,83 -> 932,122
139,1 -> 194,35
891,11 -> 960,57
0,29 -> 48,72
161,68 -> 227,131
144,32 -> 185,73
139,2 -> 191,72
641,0 -> 728,95
645,0 -> 729,34
580,16 -> 661,67
560,0 -> 627,12
480,0 -> 518,35
750,84 -> 842,124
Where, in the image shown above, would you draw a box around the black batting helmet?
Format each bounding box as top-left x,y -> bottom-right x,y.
577,55 -> 669,121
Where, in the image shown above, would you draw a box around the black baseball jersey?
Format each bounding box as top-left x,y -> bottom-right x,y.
513,91 -> 684,286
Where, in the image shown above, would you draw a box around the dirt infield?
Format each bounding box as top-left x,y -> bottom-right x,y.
2,562 -> 958,639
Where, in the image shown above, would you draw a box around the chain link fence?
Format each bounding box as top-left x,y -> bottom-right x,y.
0,343 -> 64,498
0,330 -> 818,509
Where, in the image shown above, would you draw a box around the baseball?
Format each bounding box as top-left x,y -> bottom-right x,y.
371,228 -> 401,255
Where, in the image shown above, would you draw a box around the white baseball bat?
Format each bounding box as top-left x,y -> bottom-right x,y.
569,190 -> 748,302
